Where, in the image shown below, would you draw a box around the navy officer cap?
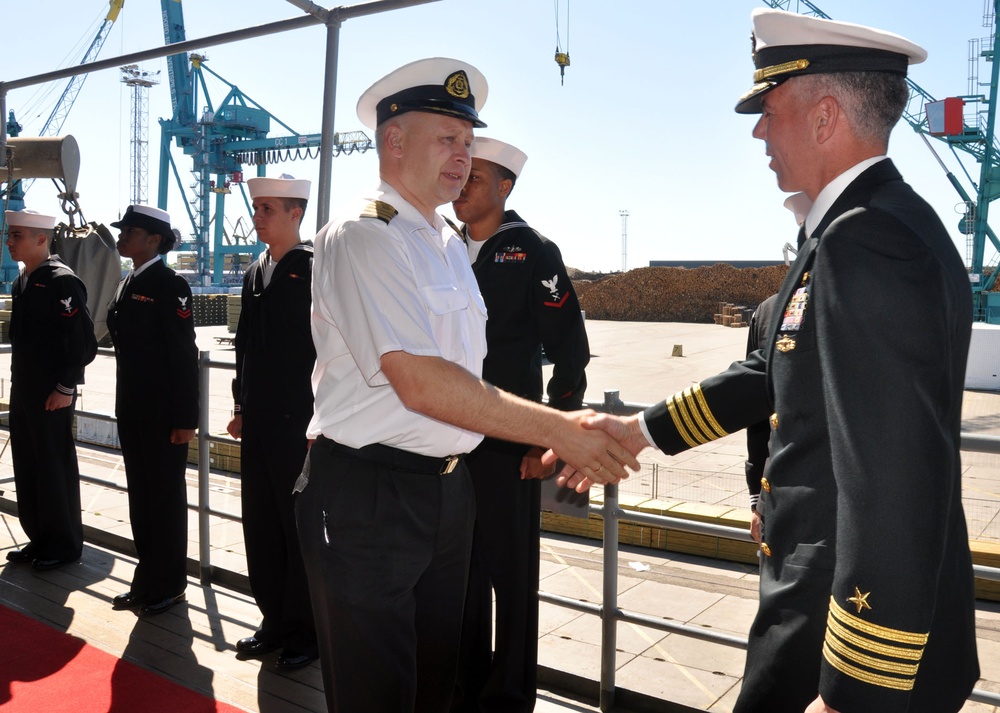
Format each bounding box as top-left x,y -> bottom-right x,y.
736,9 -> 926,114
357,57 -> 488,130
111,204 -> 173,239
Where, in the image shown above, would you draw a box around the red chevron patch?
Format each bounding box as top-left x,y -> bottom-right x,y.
543,292 -> 570,308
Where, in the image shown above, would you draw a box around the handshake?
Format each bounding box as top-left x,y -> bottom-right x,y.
519,411 -> 651,493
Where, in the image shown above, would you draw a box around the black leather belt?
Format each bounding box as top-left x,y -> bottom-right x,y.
317,436 -> 464,475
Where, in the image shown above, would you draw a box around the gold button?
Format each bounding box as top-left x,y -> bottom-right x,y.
760,542 -> 772,557
769,412 -> 778,429
761,477 -> 770,493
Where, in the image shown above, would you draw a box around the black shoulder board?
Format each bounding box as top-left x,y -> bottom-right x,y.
443,216 -> 461,235
360,200 -> 398,225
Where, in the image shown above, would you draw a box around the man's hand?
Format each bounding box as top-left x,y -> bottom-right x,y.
804,695 -> 840,713
750,510 -> 762,544
545,413 -> 649,492
227,414 -> 243,440
543,410 -> 641,486
170,428 -> 196,445
44,390 -> 73,411
520,446 -> 554,480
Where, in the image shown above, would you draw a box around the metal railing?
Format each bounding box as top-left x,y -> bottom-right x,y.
3,351 -> 999,711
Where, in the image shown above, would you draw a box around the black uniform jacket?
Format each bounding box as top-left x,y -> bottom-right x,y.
11,256 -> 98,397
107,260 -> 199,428
231,243 -> 316,418
644,160 -> 979,712
744,294 -> 779,504
466,210 -> 589,411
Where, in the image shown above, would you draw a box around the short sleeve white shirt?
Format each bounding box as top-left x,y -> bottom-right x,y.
307,181 -> 488,457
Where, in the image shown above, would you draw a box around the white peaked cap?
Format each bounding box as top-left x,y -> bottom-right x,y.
471,137 -> 528,179
4,209 -> 57,230
247,174 -> 311,200
737,8 -> 927,114
356,57 -> 488,130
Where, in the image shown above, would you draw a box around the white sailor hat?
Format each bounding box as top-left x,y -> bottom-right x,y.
736,8 -> 927,114
357,57 -> 488,130
111,204 -> 172,238
4,209 -> 57,231
471,137 -> 528,179
247,174 -> 311,200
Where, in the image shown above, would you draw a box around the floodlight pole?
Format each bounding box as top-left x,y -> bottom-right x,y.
619,210 -> 629,272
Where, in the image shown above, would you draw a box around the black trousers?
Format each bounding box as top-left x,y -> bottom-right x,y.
295,437 -> 475,713
9,386 -> 83,562
240,413 -> 315,652
117,418 -> 189,600
453,442 -> 540,713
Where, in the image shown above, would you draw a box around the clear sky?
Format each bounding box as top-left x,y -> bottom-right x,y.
3,0 -> 995,273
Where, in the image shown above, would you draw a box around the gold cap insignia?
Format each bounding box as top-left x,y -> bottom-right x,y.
776,335 -> 796,353
445,70 -> 470,99
760,542 -> 772,557
760,476 -> 771,493
769,412 -> 778,429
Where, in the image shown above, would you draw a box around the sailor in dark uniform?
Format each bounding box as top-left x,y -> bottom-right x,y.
227,175 -> 317,669
450,137 -> 589,712
562,10 -> 980,713
4,208 -> 97,571
107,205 -> 199,617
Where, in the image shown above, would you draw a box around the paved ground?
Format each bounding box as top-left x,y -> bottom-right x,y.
1,319 -> 999,711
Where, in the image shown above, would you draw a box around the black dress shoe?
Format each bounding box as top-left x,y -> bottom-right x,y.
138,592 -> 186,617
274,650 -> 317,670
5,549 -> 33,563
112,592 -> 143,610
32,558 -> 75,571
235,636 -> 280,657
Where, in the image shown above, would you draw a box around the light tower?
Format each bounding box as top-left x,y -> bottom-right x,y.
121,64 -> 160,205
619,209 -> 629,272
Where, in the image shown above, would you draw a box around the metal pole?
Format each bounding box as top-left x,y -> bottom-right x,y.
317,13 -> 342,230
599,484 -> 619,711
197,350 -> 212,584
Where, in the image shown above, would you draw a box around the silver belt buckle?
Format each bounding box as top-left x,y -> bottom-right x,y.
440,455 -> 460,475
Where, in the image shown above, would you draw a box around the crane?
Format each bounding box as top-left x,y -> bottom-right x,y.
0,0 -> 124,288
156,0 -> 372,286
760,0 -> 1000,323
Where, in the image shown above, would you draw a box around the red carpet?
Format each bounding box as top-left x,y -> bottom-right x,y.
0,605 -> 245,712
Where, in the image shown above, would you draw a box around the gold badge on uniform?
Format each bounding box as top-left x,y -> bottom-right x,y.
445,71 -> 470,98
847,586 -> 872,614
776,335 -> 796,353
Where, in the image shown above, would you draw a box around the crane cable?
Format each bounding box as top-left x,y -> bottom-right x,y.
554,0 -> 570,85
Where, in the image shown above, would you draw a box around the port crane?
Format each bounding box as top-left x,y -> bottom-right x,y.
762,0 -> 1000,323
157,0 -> 372,286
0,0 -> 124,288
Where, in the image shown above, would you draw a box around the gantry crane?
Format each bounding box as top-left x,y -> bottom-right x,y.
761,0 -> 1000,323
0,0 -> 124,288
157,0 -> 372,286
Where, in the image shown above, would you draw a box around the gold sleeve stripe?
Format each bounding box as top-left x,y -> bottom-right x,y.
824,626 -> 920,676
823,645 -> 915,691
674,390 -> 711,444
690,384 -> 728,439
826,612 -> 923,662
664,385 -> 729,449
666,398 -> 703,449
829,597 -> 929,646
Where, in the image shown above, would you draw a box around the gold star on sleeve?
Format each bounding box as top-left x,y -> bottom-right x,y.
847,586 -> 872,614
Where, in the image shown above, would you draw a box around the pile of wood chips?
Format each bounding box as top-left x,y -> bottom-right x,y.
572,264 -> 789,324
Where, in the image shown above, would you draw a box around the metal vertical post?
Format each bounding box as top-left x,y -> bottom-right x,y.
197,350 -> 212,584
600,482 -> 620,711
316,13 -> 342,230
